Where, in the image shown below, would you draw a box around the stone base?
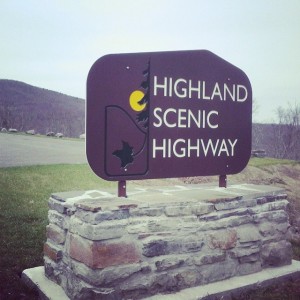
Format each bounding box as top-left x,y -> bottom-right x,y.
22,261 -> 300,300
22,266 -> 69,300
24,184 -> 295,299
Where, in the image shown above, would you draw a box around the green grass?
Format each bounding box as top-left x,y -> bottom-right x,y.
0,164 -> 114,299
249,157 -> 298,168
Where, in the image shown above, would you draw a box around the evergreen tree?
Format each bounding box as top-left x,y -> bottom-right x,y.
137,60 -> 150,129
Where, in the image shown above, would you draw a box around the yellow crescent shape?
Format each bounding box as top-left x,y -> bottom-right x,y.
129,90 -> 146,112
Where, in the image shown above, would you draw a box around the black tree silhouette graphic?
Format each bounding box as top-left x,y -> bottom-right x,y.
136,60 -> 150,129
112,60 -> 150,169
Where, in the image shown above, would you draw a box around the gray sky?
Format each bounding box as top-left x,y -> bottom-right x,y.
1,0 -> 300,123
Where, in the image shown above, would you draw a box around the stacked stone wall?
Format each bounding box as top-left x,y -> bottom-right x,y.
43,185 -> 292,299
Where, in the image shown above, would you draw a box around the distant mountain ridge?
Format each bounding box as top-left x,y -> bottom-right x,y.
0,79 -> 85,137
1,79 -> 298,160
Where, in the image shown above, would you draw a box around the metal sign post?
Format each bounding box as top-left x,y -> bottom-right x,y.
219,175 -> 227,188
118,181 -> 127,198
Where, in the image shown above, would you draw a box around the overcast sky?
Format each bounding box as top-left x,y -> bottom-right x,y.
1,0 -> 299,123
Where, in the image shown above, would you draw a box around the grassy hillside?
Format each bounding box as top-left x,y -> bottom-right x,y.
0,80 -> 85,137
0,164 -> 114,299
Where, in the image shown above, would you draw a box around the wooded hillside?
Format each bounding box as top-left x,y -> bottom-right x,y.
0,80 -> 85,137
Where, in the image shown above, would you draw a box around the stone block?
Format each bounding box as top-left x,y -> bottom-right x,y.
200,259 -> 237,284
44,256 -> 65,285
222,208 -> 251,219
214,198 -> 257,211
127,217 -> 150,234
259,222 -> 276,237
191,203 -> 214,215
256,194 -> 287,205
75,209 -> 130,224
237,225 -> 260,243
61,267 -> 113,300
179,216 -> 201,232
130,207 -> 165,217
198,212 -> 220,222
69,217 -> 127,240
155,256 -> 185,271
44,258 -> 55,278
192,251 -> 226,266
256,197 -> 267,205
142,235 -> 204,257
152,272 -> 179,292
208,229 -> 237,250
178,236 -> 205,253
120,272 -> 178,298
48,210 -> 69,229
44,242 -> 63,262
119,272 -> 153,295
71,260 -> 150,286
46,224 -> 66,244
238,253 -> 260,263
48,197 -> 67,214
252,200 -> 289,214
214,200 -> 240,211
138,232 -> 172,240
165,205 -> 192,217
142,239 -> 168,257
203,215 -> 252,231
225,215 -> 253,227
175,268 -> 201,288
181,215 -> 199,223
69,234 -> 141,269
147,218 -> 182,233
238,261 -> 262,275
44,257 -> 57,279
254,210 -> 288,224
265,195 -> 276,202
229,246 -> 260,259
199,208 -> 250,222
276,193 -> 288,200
50,194 -> 65,202
261,240 -> 292,267
74,199 -> 104,212
239,198 -> 258,208
276,222 -> 289,234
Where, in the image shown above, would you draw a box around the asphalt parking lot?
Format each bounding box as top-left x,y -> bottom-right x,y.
0,133 -> 87,167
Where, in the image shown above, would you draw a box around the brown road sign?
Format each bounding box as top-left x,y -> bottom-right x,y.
86,50 -> 252,181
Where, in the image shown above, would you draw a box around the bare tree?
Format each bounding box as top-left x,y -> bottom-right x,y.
0,100 -> 16,129
252,123 -> 264,150
272,103 -> 300,160
252,98 -> 259,121
252,98 -> 265,151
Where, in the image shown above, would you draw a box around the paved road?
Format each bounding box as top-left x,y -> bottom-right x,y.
0,133 -> 87,167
